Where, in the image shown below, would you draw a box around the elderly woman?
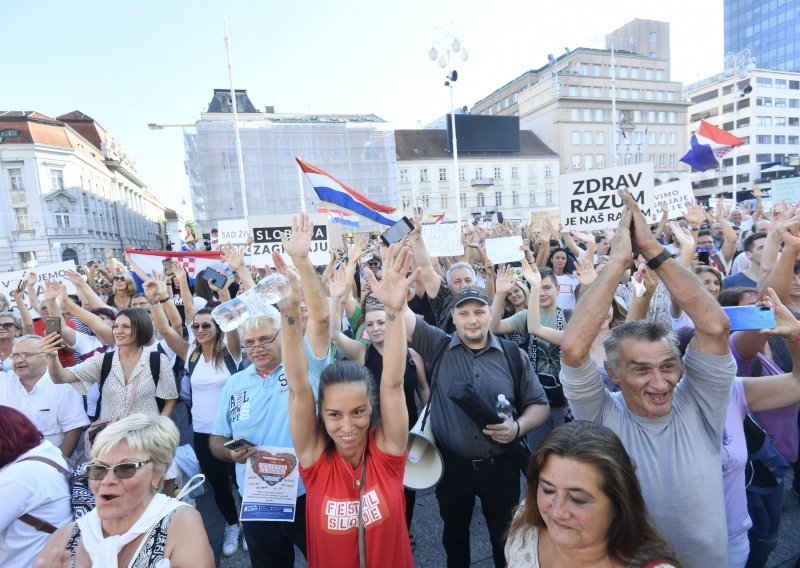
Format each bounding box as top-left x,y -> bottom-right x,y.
35,414 -> 213,568
506,421 -> 681,567
0,406 -> 72,568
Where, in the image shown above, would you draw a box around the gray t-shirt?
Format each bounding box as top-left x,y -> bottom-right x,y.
411,316 -> 548,459
560,348 -> 736,568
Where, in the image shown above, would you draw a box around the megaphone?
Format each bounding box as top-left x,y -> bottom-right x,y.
403,407 -> 444,491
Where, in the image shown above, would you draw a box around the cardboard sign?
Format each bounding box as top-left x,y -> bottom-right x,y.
485,236 -> 524,264
421,222 -> 464,257
529,209 -> 561,232
248,214 -> 330,267
652,179 -> 694,220
770,177 -> 800,203
0,261 -> 78,312
559,163 -> 655,231
217,219 -> 252,258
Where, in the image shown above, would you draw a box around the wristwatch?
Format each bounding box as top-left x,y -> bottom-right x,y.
646,248 -> 672,270
148,298 -> 160,306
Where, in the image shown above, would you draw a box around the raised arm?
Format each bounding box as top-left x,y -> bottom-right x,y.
10,287 -> 34,335
489,266 -> 516,335
281,213 -> 330,358
144,275 -> 190,360
408,208 -> 443,298
62,270 -> 106,311
209,277 -> 241,361
365,245 -> 419,456
40,333 -> 79,384
622,189 -> 730,355
220,244 -> 256,292
170,262 -> 196,323
521,257 -> 565,345
625,265 -> 657,322
274,253 -> 326,468
715,200 -> 739,264
42,282 -> 76,347
561,209 -> 633,367
328,266 -> 367,364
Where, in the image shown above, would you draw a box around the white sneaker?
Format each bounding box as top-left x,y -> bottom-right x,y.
243,534 -> 249,553
222,523 -> 240,557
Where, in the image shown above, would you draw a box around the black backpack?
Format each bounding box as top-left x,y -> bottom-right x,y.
93,350 -> 163,420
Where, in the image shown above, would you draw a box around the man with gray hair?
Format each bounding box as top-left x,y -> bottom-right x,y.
210,213 -> 331,568
560,190 -> 735,567
0,334 -> 88,458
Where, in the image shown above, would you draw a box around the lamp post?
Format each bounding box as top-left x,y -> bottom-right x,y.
429,23 -> 468,224
724,48 -> 756,205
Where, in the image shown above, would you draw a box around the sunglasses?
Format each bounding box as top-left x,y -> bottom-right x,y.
191,322 -> 215,331
86,458 -> 152,481
0,322 -> 18,330
113,277 -> 127,282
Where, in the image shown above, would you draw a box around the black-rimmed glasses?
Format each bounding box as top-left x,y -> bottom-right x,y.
243,332 -> 280,352
86,459 -> 152,481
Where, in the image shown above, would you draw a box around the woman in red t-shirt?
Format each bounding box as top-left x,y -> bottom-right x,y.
277,243 -> 416,568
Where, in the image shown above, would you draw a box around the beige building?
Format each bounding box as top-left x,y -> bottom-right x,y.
472,19 -> 691,185
395,129 -> 559,222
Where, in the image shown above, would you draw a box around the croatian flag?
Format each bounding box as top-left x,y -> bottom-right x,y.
432,212 -> 445,224
126,249 -> 223,279
317,207 -> 360,228
297,157 -> 400,226
680,121 -> 745,172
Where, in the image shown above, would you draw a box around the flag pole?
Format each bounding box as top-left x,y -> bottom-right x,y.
223,17 -> 249,221
297,163 -> 307,213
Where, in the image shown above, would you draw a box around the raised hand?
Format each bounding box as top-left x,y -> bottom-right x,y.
42,281 -> 61,302
760,287 -> 800,338
569,230 -> 595,244
520,256 -> 541,289
38,332 -> 63,354
574,256 -> 598,288
608,199 -> 634,262
495,265 -> 516,295
281,213 -> 314,259
684,199 -> 705,228
328,266 -> 351,300
271,252 -> 302,310
364,245 -> 419,311
172,262 -> 188,285
220,243 -> 246,270
669,221 -> 695,250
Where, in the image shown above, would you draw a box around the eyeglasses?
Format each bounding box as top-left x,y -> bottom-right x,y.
113,276 -> 127,282
243,333 -> 280,351
191,322 -> 215,331
86,459 -> 152,481
0,323 -> 18,330
11,352 -> 45,360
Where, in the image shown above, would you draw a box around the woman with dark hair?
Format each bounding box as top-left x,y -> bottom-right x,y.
147,273 -> 245,557
546,247 -> 580,309
0,406 -> 72,568
280,245 -> 417,567
505,421 -> 681,567
40,308 -> 178,421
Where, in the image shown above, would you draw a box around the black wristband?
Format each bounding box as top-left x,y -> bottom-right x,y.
646,248 -> 672,270
514,420 -> 521,440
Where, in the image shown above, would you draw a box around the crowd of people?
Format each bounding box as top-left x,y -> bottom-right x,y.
0,188 -> 798,568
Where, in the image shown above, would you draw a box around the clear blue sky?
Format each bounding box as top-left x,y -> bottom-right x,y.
4,0 -> 722,218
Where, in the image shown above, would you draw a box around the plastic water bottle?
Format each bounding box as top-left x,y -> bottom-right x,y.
495,394 -> 513,419
211,273 -> 291,331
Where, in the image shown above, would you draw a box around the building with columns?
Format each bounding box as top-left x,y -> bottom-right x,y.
0,111 -> 166,269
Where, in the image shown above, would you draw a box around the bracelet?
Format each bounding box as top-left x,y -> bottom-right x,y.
158,297 -> 170,304
646,248 -> 672,270
514,420 -> 521,440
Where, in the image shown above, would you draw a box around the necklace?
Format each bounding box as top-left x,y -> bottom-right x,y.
338,447 -> 366,492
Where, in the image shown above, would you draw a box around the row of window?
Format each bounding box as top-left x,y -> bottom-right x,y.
755,77 -> 800,89
569,108 -> 678,124
567,86 -> 677,102
399,165 -> 554,183
572,153 -> 677,169
571,130 -> 679,146
7,167 -> 64,192
755,116 -> 800,126
754,134 -> 800,145
756,97 -> 800,108
400,188 -> 555,209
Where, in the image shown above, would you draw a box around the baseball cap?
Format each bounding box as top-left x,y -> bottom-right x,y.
453,286 -> 489,307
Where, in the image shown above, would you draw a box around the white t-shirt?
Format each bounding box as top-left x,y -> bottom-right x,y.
0,441 -> 72,568
185,346 -> 238,434
555,273 -> 579,310
0,371 -> 89,448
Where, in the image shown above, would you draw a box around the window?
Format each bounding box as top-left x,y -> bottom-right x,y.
648,154 -> 656,163
791,81 -> 800,90
15,207 -> 30,230
572,155 -> 582,169
568,85 -> 578,96
440,193 -> 448,209
458,167 -> 465,181
646,90 -> 654,100
649,132 -> 657,145
584,154 -> 594,170
595,109 -> 604,121
19,252 -> 36,268
635,153 -> 643,164
775,79 -> 786,89
474,167 -> 483,180
630,90 -> 639,100
633,110 -> 642,122
775,135 -> 786,144
656,90 -> 664,101
596,154 -> 605,168
512,190 -> 519,206
756,135 -> 772,144
583,109 -> 592,121
624,154 -> 633,165
511,166 -> 518,179
634,131 -> 644,145
50,169 -> 64,191
596,131 -> 605,145
669,132 -> 676,145
55,207 -> 71,228
789,136 -> 799,145
619,66 -> 628,79
8,168 -> 24,191
399,169 -> 408,183
648,111 -> 656,123
670,154 -> 676,166
757,116 -> 773,125
630,68 -> 639,79
790,117 -> 799,127
419,168 -> 428,182
495,191 -> 503,206
593,87 -> 602,98
775,98 -> 787,108
659,132 -> 666,145
668,112 -> 676,124
757,97 -> 773,107
438,168 -> 447,181
649,31 -> 657,42
667,91 -> 675,101
757,77 -> 773,88
581,86 -> 591,97
620,88 -> 629,99
790,99 -> 800,108
645,68 -> 653,80
580,63 -> 589,75
658,154 -> 666,167
546,187 -> 554,205
658,111 -> 666,123
593,64 -> 601,77
544,165 -> 553,177
493,166 -> 502,180
401,194 -> 410,208
656,70 -> 664,80
477,192 -> 485,207
570,108 -> 580,121
460,193 -> 467,208
421,192 -> 430,208
583,131 -> 592,145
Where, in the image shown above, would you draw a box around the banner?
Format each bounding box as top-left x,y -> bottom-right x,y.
559,163 -> 655,231
421,222 -> 464,257
529,209 -> 561,232
485,236 -> 524,264
770,177 -> 800,203
240,446 -> 300,522
652,179 -> 694,220
0,261 -> 78,311
248,214 -> 330,267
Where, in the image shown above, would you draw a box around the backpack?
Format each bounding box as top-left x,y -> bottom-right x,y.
15,456 -> 78,533
744,413 -> 790,491
180,348 -> 245,410
92,351 -> 162,421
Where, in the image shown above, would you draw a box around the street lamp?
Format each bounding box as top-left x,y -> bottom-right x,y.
429,23 -> 468,224
724,48 -> 756,205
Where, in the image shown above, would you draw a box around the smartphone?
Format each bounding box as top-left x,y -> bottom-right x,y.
224,437 -> 256,451
496,211 -> 504,224
696,247 -> 710,266
162,258 -> 174,276
380,216 -> 414,246
44,316 -> 62,337
722,305 -> 776,331
203,268 -> 228,289
360,252 -> 374,266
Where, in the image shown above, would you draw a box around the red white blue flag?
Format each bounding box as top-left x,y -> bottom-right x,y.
680,120 -> 744,172
297,157 -> 399,226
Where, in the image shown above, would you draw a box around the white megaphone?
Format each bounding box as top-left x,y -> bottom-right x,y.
403,406 -> 444,491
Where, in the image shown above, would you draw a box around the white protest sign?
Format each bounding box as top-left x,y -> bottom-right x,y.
485,236 -> 524,264
248,214 -> 330,267
652,179 -> 694,220
770,177 -> 800,203
217,219 -> 252,257
708,196 -> 735,211
529,209 -> 561,232
0,261 -> 78,311
559,163 -> 655,231
421,222 -> 464,257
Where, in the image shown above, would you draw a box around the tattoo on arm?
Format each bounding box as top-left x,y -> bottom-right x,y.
286,316 -> 296,326
386,312 -> 396,321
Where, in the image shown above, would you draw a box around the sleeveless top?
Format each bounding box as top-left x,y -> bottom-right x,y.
363,345 -> 420,426
65,509 -> 177,568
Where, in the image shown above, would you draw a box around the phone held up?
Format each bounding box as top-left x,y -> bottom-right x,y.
380,217 -> 414,246
162,258 -> 174,277
722,305 -> 776,332
203,268 -> 228,289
